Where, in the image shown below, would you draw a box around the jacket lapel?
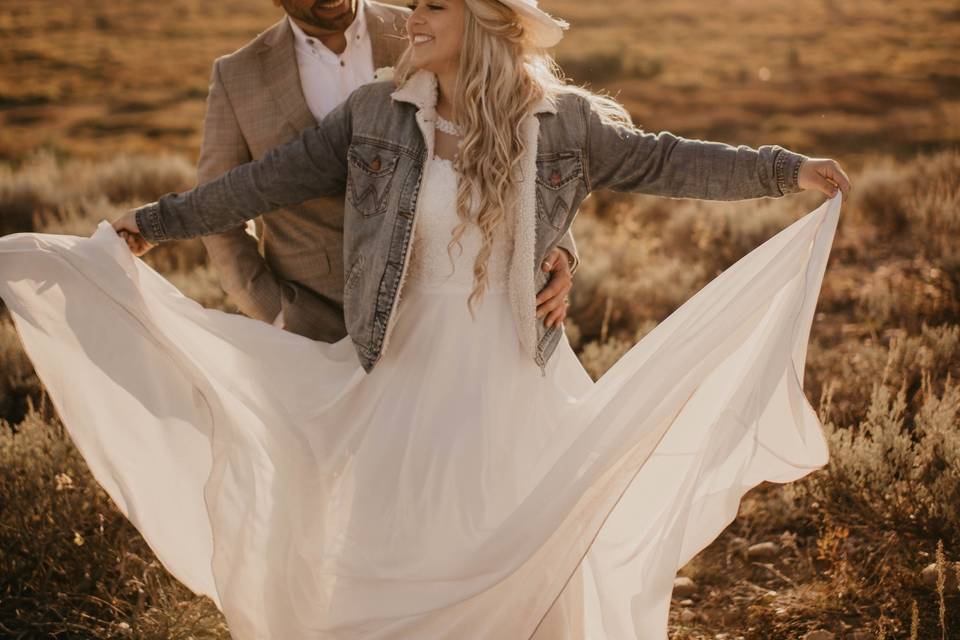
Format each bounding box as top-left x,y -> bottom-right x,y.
258,19 -> 317,132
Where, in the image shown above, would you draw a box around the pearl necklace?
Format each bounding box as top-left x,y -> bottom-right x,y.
435,113 -> 463,137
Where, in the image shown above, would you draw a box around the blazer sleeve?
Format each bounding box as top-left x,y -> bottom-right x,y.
193,58 -> 289,323
134,93 -> 352,245
579,95 -> 808,200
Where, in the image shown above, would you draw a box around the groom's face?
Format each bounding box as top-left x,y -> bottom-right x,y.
276,0 -> 357,34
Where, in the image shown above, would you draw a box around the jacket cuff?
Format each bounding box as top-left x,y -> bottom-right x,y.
134,202 -> 166,244
774,148 -> 808,196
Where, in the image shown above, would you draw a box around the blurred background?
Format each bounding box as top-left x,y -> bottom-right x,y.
1,1 -> 958,638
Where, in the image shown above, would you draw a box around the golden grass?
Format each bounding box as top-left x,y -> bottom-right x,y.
1,0 -> 958,162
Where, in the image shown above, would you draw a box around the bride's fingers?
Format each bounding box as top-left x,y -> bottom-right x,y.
825,164 -> 852,201
816,161 -> 851,201
799,158 -> 852,202
132,236 -> 152,256
813,169 -> 842,200
118,230 -> 152,256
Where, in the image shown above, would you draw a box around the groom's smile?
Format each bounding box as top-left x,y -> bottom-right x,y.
312,0 -> 351,18
276,0 -> 357,34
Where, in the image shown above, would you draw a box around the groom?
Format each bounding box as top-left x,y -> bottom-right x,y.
195,0 -> 580,343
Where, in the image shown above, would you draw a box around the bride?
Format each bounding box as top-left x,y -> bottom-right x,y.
1,0 -> 851,638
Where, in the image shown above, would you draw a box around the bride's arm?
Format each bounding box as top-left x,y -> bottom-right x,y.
578,95 -> 849,201
123,97 -> 354,246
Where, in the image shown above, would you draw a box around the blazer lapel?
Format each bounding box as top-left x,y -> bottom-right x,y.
258,19 -> 317,132
366,2 -> 408,69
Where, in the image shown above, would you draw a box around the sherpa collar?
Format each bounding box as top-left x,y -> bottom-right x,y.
390,69 -> 558,116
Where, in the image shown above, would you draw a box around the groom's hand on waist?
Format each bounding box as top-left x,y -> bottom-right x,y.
535,247 -> 574,329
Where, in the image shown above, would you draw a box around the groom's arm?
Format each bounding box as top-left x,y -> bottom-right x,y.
195,59 -> 289,324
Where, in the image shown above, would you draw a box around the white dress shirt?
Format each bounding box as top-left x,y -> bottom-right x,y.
287,6 -> 375,122
274,2 -> 376,329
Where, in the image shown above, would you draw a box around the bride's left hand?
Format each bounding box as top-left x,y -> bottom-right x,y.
111,210 -> 155,256
798,157 -> 852,201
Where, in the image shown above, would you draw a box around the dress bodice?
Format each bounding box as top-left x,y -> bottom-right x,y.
406,157 -> 511,292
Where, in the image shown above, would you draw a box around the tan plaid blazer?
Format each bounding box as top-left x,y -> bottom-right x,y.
196,1 -> 579,343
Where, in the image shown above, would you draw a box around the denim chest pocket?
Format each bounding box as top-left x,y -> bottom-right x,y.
535,151 -> 584,231
347,140 -> 401,218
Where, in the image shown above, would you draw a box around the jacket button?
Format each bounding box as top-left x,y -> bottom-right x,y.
550,170 -> 562,186
371,157 -> 382,172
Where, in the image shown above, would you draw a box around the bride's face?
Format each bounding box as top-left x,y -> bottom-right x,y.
405,0 -> 465,76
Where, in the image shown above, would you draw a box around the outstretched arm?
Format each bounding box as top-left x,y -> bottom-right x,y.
580,96 -> 849,201
117,96 -> 354,248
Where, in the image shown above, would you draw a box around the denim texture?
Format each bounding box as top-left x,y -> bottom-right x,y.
135,70 -> 807,373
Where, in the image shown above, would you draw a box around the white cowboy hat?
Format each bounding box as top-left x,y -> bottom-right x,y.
496,0 -> 569,48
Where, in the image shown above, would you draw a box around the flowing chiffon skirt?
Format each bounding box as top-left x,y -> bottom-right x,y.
0,192 -> 841,639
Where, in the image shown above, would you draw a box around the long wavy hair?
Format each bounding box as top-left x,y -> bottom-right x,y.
394,0 -> 632,316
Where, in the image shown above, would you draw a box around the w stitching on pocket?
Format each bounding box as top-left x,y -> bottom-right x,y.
347,143 -> 401,217
535,152 -> 583,230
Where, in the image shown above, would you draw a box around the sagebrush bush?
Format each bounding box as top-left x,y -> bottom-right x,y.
0,408 -> 228,639
660,193 -> 816,276
0,317 -> 44,426
811,369 -> 960,540
570,206 -> 704,345
854,150 -> 960,275
0,151 -> 194,236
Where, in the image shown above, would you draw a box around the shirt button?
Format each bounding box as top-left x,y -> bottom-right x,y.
340,60 -> 345,67
550,170 -> 562,186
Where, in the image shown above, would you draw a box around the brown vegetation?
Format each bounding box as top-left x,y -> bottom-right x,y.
1,0 -> 958,638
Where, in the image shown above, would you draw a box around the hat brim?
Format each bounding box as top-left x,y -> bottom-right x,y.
507,2 -> 569,48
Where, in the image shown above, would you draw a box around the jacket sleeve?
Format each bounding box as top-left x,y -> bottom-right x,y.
579,96 -> 807,200
192,58 -> 288,323
135,94 -> 353,245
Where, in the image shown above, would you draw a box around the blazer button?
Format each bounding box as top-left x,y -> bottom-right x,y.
371,157 -> 382,172
550,170 -> 562,186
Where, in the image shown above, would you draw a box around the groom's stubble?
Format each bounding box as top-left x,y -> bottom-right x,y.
276,0 -> 358,34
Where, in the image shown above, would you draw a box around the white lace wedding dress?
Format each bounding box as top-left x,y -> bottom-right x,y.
0,155 -> 840,639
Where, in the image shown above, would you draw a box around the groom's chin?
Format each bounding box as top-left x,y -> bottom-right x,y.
312,11 -> 354,32
308,6 -> 355,31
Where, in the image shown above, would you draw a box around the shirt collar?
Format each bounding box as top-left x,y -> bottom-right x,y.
287,0 -> 368,55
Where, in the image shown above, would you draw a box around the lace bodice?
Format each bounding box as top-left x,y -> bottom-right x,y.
406,157 -> 511,292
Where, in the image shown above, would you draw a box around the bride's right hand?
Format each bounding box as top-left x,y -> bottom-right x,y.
112,210 -> 155,256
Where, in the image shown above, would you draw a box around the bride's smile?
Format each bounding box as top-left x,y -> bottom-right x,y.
405,0 -> 464,76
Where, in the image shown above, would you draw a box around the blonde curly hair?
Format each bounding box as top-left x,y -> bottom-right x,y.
395,0 -> 632,317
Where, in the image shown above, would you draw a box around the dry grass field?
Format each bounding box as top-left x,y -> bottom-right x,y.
1,0 -> 959,638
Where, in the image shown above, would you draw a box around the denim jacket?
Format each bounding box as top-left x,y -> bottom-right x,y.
134,69 -> 808,375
